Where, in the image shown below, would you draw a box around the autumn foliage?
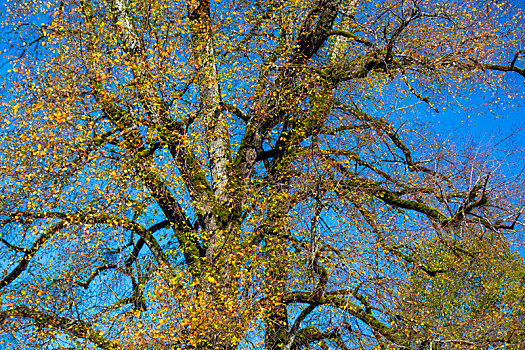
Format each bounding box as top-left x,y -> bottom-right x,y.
0,0 -> 524,349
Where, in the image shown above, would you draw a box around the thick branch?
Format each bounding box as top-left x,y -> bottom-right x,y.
284,292 -> 408,347
291,0 -> 341,64
483,63 -> 525,78
0,220 -> 67,290
0,306 -> 121,350
125,220 -> 171,268
0,212 -> 174,289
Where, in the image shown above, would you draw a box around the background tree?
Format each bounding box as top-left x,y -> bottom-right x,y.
0,0 -> 524,349
392,235 -> 525,349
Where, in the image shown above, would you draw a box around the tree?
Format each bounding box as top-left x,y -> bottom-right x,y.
392,234 -> 525,349
0,0 -> 524,349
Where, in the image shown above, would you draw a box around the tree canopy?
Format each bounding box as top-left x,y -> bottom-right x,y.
0,0 -> 524,349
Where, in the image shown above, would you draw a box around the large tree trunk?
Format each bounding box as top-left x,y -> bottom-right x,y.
187,0 -> 231,255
